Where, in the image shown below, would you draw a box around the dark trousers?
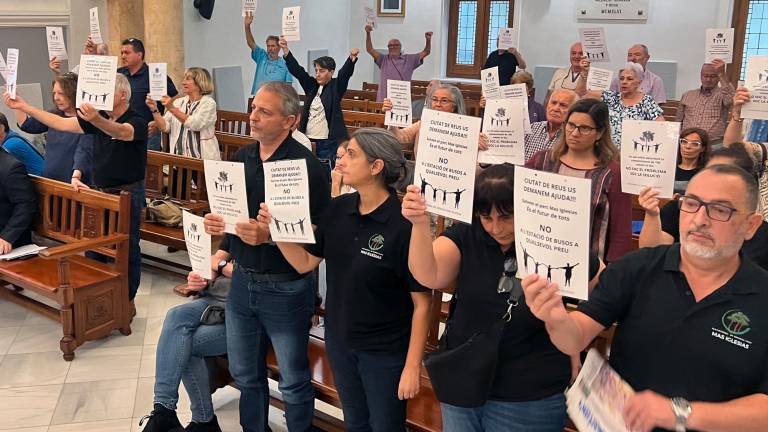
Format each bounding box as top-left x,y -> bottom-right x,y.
311,138 -> 339,178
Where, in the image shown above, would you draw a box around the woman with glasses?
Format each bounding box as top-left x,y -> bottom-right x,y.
576,59 -> 664,148
258,128 -> 429,432
674,127 -> 710,195
638,144 -> 768,270
402,163 -> 601,431
526,98 -> 633,263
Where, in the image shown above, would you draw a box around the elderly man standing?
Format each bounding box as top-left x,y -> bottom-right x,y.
677,59 -> 734,146
548,42 -> 584,93
365,25 -> 432,102
244,13 -> 292,95
610,44 -> 666,103
523,164 -> 768,432
523,89 -> 577,162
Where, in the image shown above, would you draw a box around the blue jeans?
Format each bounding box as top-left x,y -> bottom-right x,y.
325,328 -> 407,432
147,132 -> 163,151
154,298 -> 227,422
312,138 -> 338,174
441,393 -> 566,432
226,267 -> 315,432
125,181 -> 145,299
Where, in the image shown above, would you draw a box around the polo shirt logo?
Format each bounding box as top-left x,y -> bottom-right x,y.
361,234 -> 384,260
711,309 -> 752,350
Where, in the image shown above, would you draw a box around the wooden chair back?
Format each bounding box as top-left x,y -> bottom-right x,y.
215,132 -> 254,162
145,151 -> 208,204
362,81 -> 379,92
660,100 -> 680,122
344,89 -> 378,101
340,98 -> 370,112
216,110 -> 251,136
342,110 -> 386,134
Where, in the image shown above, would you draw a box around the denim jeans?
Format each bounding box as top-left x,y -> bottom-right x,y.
226,267 -> 315,432
154,298 -> 227,423
325,328 -> 407,432
440,392 -> 567,432
312,138 -> 338,178
125,181 -> 145,299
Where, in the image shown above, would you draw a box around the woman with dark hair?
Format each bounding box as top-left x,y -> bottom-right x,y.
675,127 -> 710,194
402,163 -> 601,431
8,72 -> 94,184
258,128 -> 430,432
526,98 -> 633,262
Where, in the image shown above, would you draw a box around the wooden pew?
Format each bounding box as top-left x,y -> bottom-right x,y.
344,89 -> 378,101
216,110 -> 251,136
215,131 -> 254,162
342,110 -> 386,133
362,81 -> 378,92
660,100 -> 680,122
0,176 -> 132,360
340,98 -> 370,112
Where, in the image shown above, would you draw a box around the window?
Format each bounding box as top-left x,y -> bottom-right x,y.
740,1 -> 768,80
447,0 -> 514,79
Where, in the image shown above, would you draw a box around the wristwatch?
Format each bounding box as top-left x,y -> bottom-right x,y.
216,259 -> 228,276
671,397 -> 692,432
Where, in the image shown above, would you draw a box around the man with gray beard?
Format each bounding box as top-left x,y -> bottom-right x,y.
522,164 -> 768,432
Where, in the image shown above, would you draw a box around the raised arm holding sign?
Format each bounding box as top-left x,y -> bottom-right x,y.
620,119 -> 681,199
204,160 -> 250,234
282,6 -> 301,41
263,159 -> 315,244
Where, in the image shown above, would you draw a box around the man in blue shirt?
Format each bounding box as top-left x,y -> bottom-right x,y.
0,113 -> 43,176
244,13 -> 292,95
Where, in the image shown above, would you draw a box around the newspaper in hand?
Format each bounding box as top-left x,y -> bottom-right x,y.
566,349 -> 635,432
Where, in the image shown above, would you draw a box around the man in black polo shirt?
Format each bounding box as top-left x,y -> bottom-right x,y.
523,165 -> 768,432
203,82 -> 329,432
5,74 -> 148,305
117,38 -> 178,151
482,37 -> 527,86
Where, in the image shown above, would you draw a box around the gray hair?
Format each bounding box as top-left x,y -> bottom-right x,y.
115,73 -> 131,101
351,128 -> 412,191
432,84 -> 466,115
96,43 -> 109,55
619,62 -> 644,81
699,164 -> 759,212
258,82 -> 301,117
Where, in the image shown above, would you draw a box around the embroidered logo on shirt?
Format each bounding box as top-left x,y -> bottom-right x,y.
361,234 -> 384,259
711,309 -> 752,350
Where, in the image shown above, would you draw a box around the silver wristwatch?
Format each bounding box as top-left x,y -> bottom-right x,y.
671,397 -> 692,432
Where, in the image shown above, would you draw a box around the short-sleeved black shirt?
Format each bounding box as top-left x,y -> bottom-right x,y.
118,63 -> 179,123
225,136 -> 330,275
305,192 -> 427,352
78,109 -> 148,188
660,201 -> 768,271
482,50 -> 519,86
579,244 -> 768,405
441,222 -> 596,401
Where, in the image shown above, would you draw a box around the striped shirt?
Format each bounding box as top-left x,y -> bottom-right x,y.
524,121 -> 561,163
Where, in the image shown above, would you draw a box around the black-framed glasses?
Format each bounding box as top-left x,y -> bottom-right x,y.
679,138 -> 703,148
678,195 -> 738,222
565,121 -> 597,135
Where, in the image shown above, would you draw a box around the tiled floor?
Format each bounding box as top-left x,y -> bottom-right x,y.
0,255 -> 301,432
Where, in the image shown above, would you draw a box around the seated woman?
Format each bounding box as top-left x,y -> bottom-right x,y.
511,70 -> 546,124
10,73 -> 94,185
139,238 -> 233,432
576,59 -> 664,148
526,98 -> 633,263
401,163 -> 601,431
638,144 -> 768,270
674,127 -> 710,195
258,128 -> 431,432
146,67 -> 220,160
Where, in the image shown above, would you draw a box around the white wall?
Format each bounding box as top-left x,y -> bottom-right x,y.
69,0 -> 108,64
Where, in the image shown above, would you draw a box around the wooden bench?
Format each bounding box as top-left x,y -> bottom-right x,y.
343,89 -> 378,101
0,176 -> 132,360
660,100 -> 680,122
340,99 -> 385,113
215,132 -> 254,162
342,110 -> 387,133
216,110 -> 250,136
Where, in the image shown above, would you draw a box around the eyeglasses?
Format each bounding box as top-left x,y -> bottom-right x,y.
678,195 -> 738,222
387,44 -> 401,48
565,121 -> 597,135
497,257 -> 518,293
431,97 -> 454,106
679,138 -> 703,148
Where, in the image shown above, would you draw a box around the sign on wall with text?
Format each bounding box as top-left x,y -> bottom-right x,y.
577,0 -> 649,21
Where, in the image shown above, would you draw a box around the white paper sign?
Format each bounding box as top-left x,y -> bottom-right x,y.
577,0 -> 649,21
385,80 -> 413,128
514,167 -> 591,300
620,120 -> 681,199
497,27 -> 516,50
705,28 -> 734,64
204,160 -> 250,234
263,159 -> 315,244
5,49 -> 18,99
89,7 -> 104,45
586,67 -> 614,92
500,84 -> 532,133
282,7 -> 301,42
579,28 -> 610,63
0,51 -> 7,82
242,0 -> 257,16
45,27 -> 68,61
365,6 -> 377,29
183,211 -> 212,279
75,55 -> 118,110
740,56 -> 768,120
148,63 -> 167,100
481,66 -> 502,100
479,99 -> 526,165
414,110 -> 481,224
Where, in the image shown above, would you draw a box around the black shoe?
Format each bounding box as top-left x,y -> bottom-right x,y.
139,403 -> 184,432
185,415 -> 222,432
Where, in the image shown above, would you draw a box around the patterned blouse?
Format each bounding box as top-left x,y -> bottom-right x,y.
602,91 -> 663,149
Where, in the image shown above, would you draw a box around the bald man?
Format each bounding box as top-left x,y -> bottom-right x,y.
609,44 -> 667,102
677,59 -> 735,144
365,25 -> 432,102
524,89 -> 578,162
548,42 -> 584,92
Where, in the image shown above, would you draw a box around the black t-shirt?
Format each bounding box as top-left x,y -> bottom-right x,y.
674,166 -> 700,195
579,245 -> 768,411
78,109 -> 148,188
305,192 -> 427,352
441,222 -> 598,401
660,200 -> 768,271
482,50 -> 519,86
225,136 -> 330,274
118,63 -> 179,123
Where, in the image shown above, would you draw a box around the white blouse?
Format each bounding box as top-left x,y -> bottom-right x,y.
161,95 -> 220,160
